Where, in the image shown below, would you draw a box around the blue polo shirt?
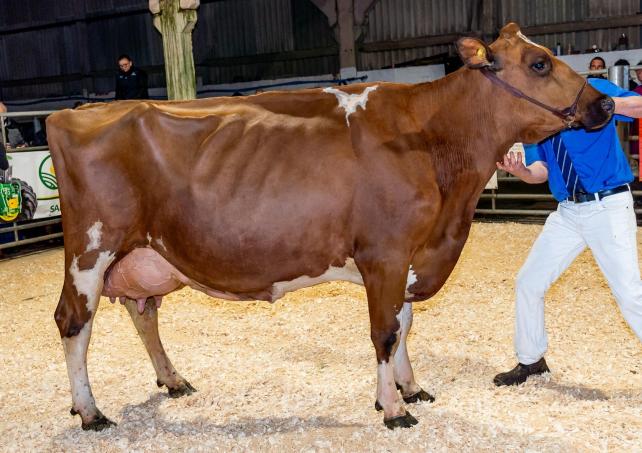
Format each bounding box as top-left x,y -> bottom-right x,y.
524,78 -> 639,202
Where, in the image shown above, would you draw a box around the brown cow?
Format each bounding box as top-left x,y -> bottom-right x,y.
47,23 -> 612,430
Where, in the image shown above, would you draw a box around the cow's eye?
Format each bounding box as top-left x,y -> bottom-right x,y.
531,61 -> 547,73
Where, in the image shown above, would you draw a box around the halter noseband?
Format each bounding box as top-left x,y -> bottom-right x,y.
481,67 -> 587,128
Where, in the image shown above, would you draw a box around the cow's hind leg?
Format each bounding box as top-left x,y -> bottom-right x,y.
123,297 -> 196,397
55,251 -> 117,431
361,258 -> 418,429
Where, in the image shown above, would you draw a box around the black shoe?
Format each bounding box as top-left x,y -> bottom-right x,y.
493,358 -> 550,386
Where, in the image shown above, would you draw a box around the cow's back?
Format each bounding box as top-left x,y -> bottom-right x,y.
46,93 -> 373,291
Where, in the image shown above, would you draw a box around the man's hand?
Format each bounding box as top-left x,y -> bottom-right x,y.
496,152 -> 548,184
497,151 -> 528,178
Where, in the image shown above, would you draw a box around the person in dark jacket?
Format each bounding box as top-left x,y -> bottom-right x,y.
115,55 -> 149,100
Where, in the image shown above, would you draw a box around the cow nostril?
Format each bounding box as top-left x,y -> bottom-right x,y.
601,97 -> 615,114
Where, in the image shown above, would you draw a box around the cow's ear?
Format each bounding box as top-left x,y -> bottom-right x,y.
456,37 -> 494,69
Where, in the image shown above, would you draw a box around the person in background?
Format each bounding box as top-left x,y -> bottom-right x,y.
0,102 -> 26,149
115,54 -> 149,100
493,77 -> 642,386
587,56 -> 606,79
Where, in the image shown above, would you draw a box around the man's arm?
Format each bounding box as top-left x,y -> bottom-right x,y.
496,151 -> 548,184
614,96 -> 642,118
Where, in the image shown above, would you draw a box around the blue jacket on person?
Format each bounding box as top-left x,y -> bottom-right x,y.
525,78 -> 639,202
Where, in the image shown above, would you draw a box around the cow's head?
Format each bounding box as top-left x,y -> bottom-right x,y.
456,23 -> 613,143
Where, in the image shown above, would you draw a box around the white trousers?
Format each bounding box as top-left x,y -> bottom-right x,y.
514,190 -> 642,365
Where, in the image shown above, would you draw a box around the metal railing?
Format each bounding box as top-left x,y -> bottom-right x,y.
0,109 -> 62,250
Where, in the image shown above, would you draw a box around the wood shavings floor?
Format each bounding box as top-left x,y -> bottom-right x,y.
1,222 -> 642,452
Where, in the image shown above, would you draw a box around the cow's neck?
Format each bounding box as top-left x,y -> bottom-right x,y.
413,69 -> 543,183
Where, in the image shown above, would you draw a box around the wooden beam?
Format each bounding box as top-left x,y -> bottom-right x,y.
359,33 -> 467,52
360,15 -> 642,53
308,0 -> 337,28
198,46 -> 338,67
521,15 -> 642,35
337,0 -> 357,76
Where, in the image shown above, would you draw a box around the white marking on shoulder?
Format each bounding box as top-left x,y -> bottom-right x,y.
323,85 -> 379,126
85,221 -> 103,253
271,257 -> 364,301
155,236 -> 168,252
405,266 -> 418,299
70,251 -> 116,311
516,31 -> 546,50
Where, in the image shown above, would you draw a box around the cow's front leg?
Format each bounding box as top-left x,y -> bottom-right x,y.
361,260 -> 418,429
123,297 -> 196,397
55,251 -> 117,431
393,302 -> 434,404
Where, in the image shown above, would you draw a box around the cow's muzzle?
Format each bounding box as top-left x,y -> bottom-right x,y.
578,95 -> 614,130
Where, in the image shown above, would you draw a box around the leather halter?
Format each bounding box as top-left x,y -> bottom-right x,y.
480,67 -> 587,128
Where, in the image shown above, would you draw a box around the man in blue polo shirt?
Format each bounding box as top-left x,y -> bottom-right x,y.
494,77 -> 642,386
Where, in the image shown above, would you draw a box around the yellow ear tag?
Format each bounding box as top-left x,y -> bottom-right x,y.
476,47 -> 486,59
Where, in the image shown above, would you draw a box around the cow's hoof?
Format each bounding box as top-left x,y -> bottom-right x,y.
167,380 -> 197,398
403,389 -> 435,404
81,414 -> 117,431
383,411 -> 419,429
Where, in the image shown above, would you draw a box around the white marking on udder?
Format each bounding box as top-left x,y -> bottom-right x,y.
70,251 -> 115,311
405,266 -> 418,299
271,257 -> 364,301
155,237 -> 168,252
85,221 -> 103,253
323,85 -> 378,126
516,31 -> 547,51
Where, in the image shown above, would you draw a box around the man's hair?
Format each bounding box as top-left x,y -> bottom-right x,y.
614,58 -> 630,66
118,54 -> 132,62
589,56 -> 605,68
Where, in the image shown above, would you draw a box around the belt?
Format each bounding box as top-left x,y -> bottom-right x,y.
566,184 -> 630,203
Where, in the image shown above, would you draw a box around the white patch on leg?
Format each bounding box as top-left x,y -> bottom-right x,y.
394,303 -> 421,395
65,249 -> 116,421
323,85 -> 378,126
405,266 -> 418,298
70,251 -> 115,312
62,321 -> 98,420
155,236 -> 168,252
85,222 -> 103,253
271,257 -> 363,301
146,232 -> 152,244
377,360 -> 405,418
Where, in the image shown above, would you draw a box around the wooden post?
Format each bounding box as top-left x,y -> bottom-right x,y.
337,0 -> 357,79
149,0 -> 199,100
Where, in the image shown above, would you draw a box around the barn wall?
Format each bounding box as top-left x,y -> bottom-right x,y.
1,0 -> 641,101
